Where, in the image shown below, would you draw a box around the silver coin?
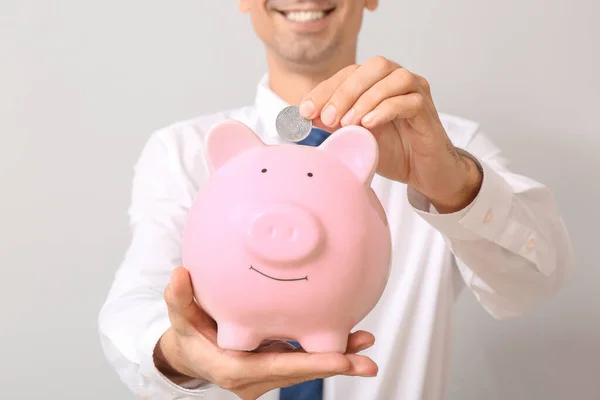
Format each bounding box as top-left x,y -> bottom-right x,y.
275,105 -> 312,142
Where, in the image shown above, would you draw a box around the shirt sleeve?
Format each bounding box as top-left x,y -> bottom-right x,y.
407,128 -> 575,319
97,131 -> 216,399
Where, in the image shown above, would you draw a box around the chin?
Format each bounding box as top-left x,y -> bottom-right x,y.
271,36 -> 342,65
282,47 -> 328,64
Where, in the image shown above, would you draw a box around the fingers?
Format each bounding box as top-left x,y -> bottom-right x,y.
298,56 -> 432,132
264,353 -> 378,381
343,68 -> 419,127
247,351 -> 351,383
346,330 -> 375,353
299,64 -> 359,120
343,354 -> 379,377
163,267 -> 380,399
361,93 -> 425,129
270,354 -> 377,395
302,58 -> 398,127
164,267 -> 216,337
413,72 -> 432,96
208,334 -> 378,399
165,267 -> 194,311
226,351 -> 376,397
213,351 -> 346,396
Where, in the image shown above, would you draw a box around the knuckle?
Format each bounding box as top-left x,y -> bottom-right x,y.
338,64 -> 359,79
392,67 -> 413,83
412,94 -> 425,111
346,63 -> 360,73
369,55 -> 390,70
419,76 -> 431,91
332,85 -> 354,104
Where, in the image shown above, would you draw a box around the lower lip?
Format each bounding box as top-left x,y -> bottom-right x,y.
276,11 -> 334,33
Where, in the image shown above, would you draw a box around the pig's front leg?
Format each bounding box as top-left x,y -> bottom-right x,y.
217,321 -> 263,351
299,330 -> 349,353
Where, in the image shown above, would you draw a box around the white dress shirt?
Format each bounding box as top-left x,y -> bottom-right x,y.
98,75 -> 574,400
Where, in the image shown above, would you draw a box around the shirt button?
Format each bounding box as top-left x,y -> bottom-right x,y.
483,209 -> 493,223
526,237 -> 536,251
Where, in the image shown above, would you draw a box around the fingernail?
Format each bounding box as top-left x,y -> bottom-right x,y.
321,104 -> 337,126
299,100 -> 315,118
340,108 -> 355,126
362,111 -> 376,126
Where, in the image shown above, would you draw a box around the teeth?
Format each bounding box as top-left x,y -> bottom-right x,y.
285,10 -> 326,22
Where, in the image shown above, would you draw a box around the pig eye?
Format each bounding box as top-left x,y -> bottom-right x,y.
261,168 -> 267,173
307,172 -> 313,177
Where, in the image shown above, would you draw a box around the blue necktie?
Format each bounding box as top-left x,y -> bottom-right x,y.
296,127 -> 330,147
279,127 -> 330,400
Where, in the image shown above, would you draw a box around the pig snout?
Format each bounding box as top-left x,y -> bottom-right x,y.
245,204 -> 324,264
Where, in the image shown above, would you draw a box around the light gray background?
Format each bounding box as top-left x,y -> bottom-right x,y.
1,1 -> 598,399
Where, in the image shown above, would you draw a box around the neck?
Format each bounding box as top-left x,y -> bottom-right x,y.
266,50 -> 357,106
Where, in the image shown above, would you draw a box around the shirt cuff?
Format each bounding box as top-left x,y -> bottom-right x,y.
138,316 -> 216,398
407,149 -> 513,242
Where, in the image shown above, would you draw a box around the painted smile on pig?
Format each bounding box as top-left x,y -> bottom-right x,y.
249,266 -> 308,282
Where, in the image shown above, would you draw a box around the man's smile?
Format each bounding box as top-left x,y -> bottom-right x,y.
249,266 -> 308,282
267,0 -> 337,27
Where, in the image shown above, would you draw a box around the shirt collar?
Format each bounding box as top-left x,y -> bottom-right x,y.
254,73 -> 290,139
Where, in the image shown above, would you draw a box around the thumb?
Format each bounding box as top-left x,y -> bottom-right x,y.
164,267 -> 216,337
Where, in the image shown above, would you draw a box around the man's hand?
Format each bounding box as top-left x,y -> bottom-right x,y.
154,267 -> 378,400
298,56 -> 483,213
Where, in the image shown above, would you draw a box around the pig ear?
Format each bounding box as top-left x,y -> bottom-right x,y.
319,125 -> 379,185
204,120 -> 265,173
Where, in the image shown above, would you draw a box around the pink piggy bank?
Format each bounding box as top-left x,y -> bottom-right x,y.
182,120 -> 392,353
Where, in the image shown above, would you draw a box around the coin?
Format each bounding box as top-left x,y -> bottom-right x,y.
275,105 -> 312,142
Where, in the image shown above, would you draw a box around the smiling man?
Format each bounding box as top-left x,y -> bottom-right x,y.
98,1 -> 574,399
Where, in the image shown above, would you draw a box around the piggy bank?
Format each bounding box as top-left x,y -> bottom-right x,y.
182,120 -> 392,353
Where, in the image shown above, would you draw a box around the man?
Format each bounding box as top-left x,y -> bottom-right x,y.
98,0 -> 574,399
